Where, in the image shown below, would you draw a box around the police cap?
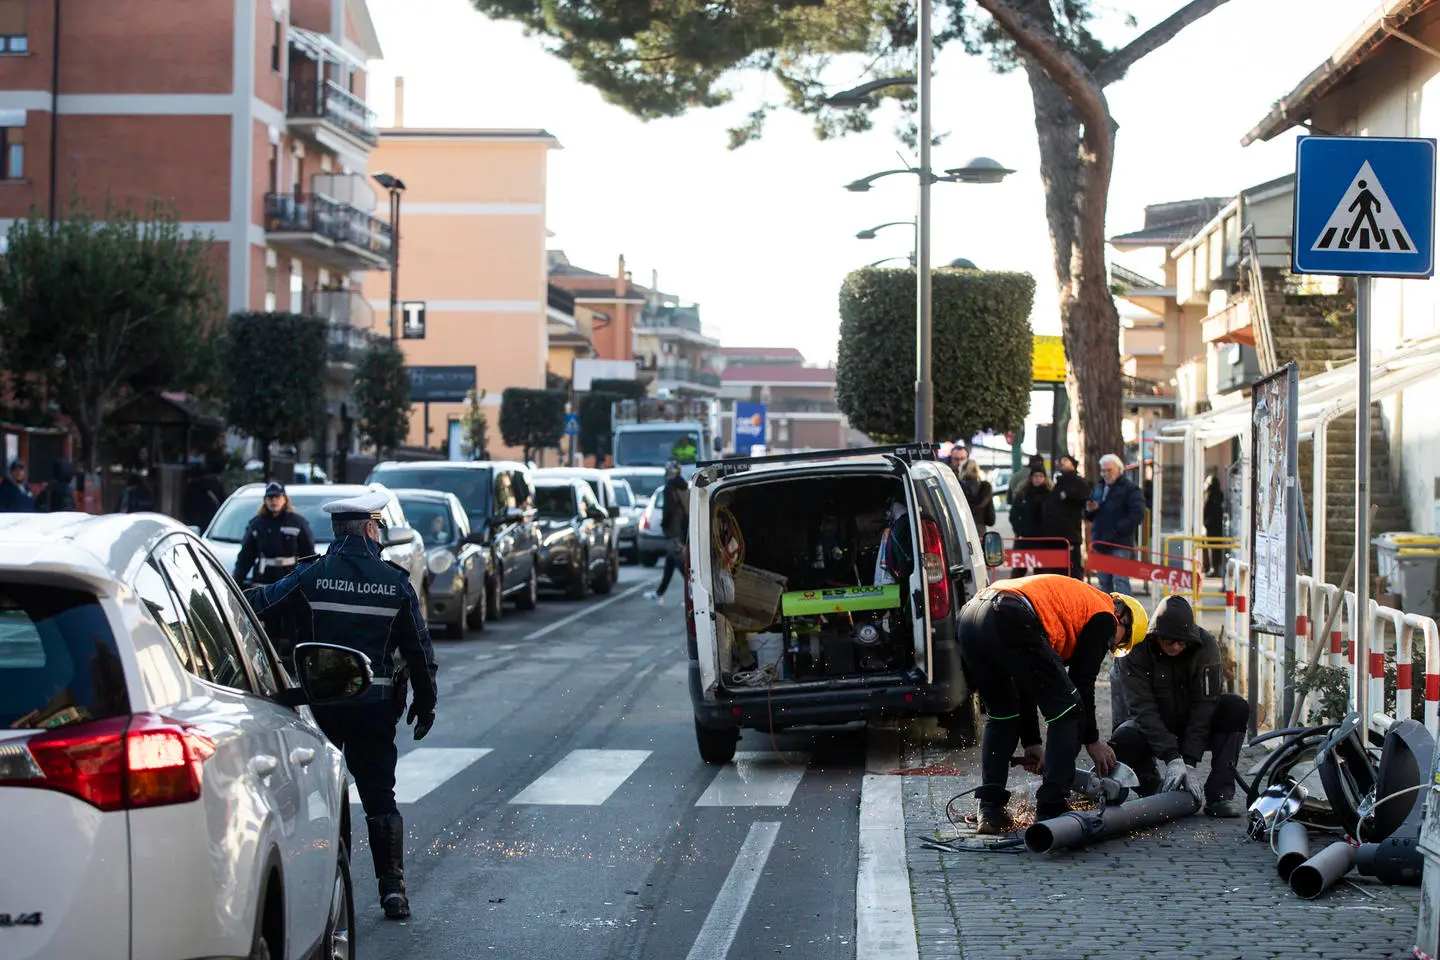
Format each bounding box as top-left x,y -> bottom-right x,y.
323,490 -> 389,521
264,480 -> 286,498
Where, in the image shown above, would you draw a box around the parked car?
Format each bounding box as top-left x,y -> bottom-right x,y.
533,467 -> 620,584
203,482 -> 427,610
636,493 -> 670,567
607,466 -> 665,502
683,444 -> 1005,764
367,461 -> 540,619
609,478 -> 643,562
531,478 -> 614,599
0,512 -> 374,960
394,489 -> 492,639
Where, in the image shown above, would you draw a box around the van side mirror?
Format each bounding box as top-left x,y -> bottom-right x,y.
291,643 -> 373,704
383,525 -> 418,547
607,504 -> 621,519
982,531 -> 1005,569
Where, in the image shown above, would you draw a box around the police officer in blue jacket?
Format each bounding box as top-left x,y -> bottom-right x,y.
245,491 -> 437,921
234,480 -> 316,586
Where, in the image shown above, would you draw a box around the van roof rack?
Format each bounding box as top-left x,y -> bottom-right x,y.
696,443 -> 938,478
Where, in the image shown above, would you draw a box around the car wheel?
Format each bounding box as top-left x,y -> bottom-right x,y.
486,575 -> 504,621
323,840 -> 356,960
516,561 -> 539,611
609,549 -> 620,584
593,550 -> 615,595
640,553 -> 659,568
568,551 -> 591,601
467,584 -> 488,632
444,586 -> 466,640
626,545 -> 641,564
695,719 -> 739,765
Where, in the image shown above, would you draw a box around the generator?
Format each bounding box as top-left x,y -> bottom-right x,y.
778,584 -> 905,679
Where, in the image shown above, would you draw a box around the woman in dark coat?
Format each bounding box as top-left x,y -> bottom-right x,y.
1043,454 -> 1090,578
1010,467 -> 1053,577
1203,474 -> 1226,576
959,459 -> 996,535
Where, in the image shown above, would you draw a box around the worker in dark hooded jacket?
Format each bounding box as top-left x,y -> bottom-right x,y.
1110,595 -> 1248,818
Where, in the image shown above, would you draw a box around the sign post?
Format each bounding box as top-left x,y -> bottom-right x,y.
1292,135 -> 1436,731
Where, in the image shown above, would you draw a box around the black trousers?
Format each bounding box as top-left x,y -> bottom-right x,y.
1110,693 -> 1248,802
957,592 -> 1083,810
315,702 -> 400,817
657,538 -> 683,596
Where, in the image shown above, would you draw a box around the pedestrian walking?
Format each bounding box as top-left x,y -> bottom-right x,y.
1084,454 -> 1146,595
0,459 -> 35,513
234,481 -> 316,586
1203,474 -> 1226,577
36,460 -> 77,512
958,459 -> 996,535
647,460 -> 689,606
956,574 -> 1148,833
1009,466 -> 1051,577
1044,454 -> 1089,578
1110,595 -> 1248,818
245,491 -> 438,920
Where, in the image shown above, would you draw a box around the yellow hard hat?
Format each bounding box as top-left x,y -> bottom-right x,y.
1111,593 -> 1148,656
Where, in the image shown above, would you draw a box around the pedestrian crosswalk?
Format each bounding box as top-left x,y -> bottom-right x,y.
349,746 -> 830,809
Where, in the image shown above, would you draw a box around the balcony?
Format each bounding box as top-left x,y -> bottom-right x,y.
287,76 -> 379,150
325,321 -> 387,369
264,193 -> 392,272
655,363 -> 721,394
306,289 -> 375,330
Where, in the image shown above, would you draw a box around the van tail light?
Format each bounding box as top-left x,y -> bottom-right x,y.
2,714 -> 214,812
640,509 -> 652,532
921,518 -> 950,620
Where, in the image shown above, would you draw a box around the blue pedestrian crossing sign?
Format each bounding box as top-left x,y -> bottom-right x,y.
1293,136 -> 1436,278
564,413 -> 580,437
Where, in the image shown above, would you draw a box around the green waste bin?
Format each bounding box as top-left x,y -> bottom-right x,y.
1373,533 -> 1440,617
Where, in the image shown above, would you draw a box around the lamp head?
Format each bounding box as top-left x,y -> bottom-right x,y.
844,180 -> 872,193
856,229 -> 877,239
944,157 -> 1014,184
372,171 -> 406,191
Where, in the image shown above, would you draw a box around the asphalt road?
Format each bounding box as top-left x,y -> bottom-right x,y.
354,565 -> 882,960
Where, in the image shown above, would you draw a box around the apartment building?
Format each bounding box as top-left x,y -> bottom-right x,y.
0,0 -> 392,475
548,251 -> 645,363
716,355 -> 860,453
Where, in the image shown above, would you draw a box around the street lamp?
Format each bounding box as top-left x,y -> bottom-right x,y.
823,76 -> 916,107
372,171 -> 407,342
946,157 -> 1015,184
858,220 -> 918,266
868,256 -> 913,268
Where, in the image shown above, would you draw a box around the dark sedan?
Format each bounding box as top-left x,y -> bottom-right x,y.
395,489 -> 492,639
532,478 -> 612,600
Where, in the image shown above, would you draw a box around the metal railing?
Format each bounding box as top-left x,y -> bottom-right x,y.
306,289 -> 374,329
1159,534 -> 1241,611
264,192 -> 392,256
1240,224 -> 1279,373
325,322 -> 386,365
287,78 -> 379,146
655,364 -> 721,387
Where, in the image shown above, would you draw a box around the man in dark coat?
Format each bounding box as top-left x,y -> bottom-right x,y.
183,461 -> 227,531
0,459 -> 35,513
1084,454 -> 1146,594
1110,595 -> 1248,818
647,460 -> 689,605
1042,455 -> 1089,578
37,460 -> 77,512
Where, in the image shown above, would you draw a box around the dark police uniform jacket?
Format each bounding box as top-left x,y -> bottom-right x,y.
245,534 -> 437,712
235,509 -> 316,584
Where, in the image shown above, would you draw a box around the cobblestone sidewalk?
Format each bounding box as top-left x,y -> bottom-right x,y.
899,673 -> 1421,960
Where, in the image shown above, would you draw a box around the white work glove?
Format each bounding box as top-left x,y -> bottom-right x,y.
1160,757 -> 1188,792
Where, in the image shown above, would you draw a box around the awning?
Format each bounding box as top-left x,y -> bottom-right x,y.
1160,333 -> 1440,444
289,25 -> 367,71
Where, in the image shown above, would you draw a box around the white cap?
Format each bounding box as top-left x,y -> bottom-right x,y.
322,491 -> 389,520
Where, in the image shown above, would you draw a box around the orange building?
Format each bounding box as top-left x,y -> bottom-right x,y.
548,251 -> 644,363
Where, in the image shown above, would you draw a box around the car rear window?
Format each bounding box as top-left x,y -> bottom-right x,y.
371,467 -> 492,517
0,584 -> 129,730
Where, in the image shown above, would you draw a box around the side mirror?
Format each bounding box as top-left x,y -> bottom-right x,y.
607,505 -> 621,519
291,642 -> 373,704
384,525 -> 418,547
982,531 -> 1005,569
588,507 -> 608,522
463,531 -> 488,546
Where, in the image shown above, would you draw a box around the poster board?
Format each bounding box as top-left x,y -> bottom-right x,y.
1250,363 -> 1300,720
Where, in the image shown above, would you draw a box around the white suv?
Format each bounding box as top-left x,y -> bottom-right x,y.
0,513 -> 369,960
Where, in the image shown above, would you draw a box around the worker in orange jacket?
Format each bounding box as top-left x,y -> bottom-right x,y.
957,574 -> 1148,834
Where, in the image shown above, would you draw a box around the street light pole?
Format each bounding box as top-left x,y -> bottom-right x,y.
915,0 -> 934,444
372,172 -> 406,342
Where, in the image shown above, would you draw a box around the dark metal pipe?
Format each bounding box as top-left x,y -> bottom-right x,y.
1289,841 -> 1356,899
1357,837 -> 1425,886
1024,790 -> 1200,853
1274,822 -> 1311,881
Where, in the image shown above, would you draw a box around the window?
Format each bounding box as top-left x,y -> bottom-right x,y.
193,549 -> 283,696
0,0 -> 27,55
0,583 -> 129,730
265,250 -> 278,313
0,125 -> 23,180
134,559 -> 198,675
267,143 -> 279,194
158,540 -> 253,692
270,18 -> 282,73
289,260 -> 302,312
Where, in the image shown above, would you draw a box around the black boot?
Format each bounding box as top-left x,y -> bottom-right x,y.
974,786 -> 1012,835
367,814 -> 410,920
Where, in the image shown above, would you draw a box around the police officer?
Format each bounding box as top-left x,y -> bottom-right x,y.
234,481 -> 315,585
245,491 -> 437,921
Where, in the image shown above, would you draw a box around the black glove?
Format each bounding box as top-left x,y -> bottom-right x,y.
391,669 -> 410,721
407,701 -> 435,741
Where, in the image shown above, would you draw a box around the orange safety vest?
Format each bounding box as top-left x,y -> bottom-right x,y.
990,575 -> 1116,660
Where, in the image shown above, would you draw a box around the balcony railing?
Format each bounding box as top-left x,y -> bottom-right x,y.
264,192 -> 393,262
306,289 -> 374,329
326,322 -> 387,366
656,363 -> 721,388
287,78 -> 379,146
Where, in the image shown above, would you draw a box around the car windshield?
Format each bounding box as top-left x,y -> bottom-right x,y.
612,481 -> 634,507
615,430 -> 701,466
401,499 -> 454,547
370,467 -> 493,522
207,493 -> 335,543
611,470 -> 664,498
534,485 -> 576,519
0,583 -> 130,730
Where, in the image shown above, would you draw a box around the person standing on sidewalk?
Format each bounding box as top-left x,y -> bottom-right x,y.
956,574 -> 1148,833
1110,595 -> 1248,818
1010,466 -> 1052,577
1202,474 -> 1227,576
1043,455 -> 1089,578
0,459 -> 35,513
1084,454 -> 1146,595
958,459 -> 996,536
647,460 -> 688,606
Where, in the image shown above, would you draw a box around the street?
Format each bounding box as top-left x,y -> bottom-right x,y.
358,566 -> 875,959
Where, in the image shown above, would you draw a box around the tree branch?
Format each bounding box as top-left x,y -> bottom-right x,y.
1093,0 -> 1233,87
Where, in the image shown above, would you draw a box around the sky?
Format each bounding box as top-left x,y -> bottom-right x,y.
364,0 -> 1383,365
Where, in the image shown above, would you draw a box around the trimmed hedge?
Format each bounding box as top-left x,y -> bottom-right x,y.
499,387 -> 566,461
836,267 -> 1034,443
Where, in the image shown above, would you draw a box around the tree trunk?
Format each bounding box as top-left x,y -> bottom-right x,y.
260,438 -> 272,481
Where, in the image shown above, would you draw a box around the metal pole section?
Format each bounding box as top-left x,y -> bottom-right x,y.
912,0 -> 933,444
388,189 -> 401,342
1355,276 -> 1372,736
1283,365 -> 1301,727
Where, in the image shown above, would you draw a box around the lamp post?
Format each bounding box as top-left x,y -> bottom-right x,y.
372,171 -> 406,342
857,220 -> 918,266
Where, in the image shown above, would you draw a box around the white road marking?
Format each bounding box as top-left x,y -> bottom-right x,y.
695,751 -> 809,807
523,582 -> 649,641
349,747 -> 492,805
856,734 -> 919,960
509,748 -> 651,805
684,821 -> 781,960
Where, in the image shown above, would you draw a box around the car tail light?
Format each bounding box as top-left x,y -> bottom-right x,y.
921,518 -> 950,620
2,714 -> 214,812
